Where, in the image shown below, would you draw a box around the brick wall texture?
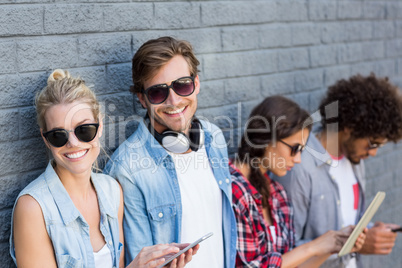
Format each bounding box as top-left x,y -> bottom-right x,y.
1,0 -> 402,267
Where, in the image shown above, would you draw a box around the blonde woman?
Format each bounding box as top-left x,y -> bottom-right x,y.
10,70 -> 196,268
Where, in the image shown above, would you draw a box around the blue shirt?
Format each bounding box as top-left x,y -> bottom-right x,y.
104,119 -> 237,268
10,162 -> 122,268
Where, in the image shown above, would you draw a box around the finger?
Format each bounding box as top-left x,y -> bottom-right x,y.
383,223 -> 400,230
145,257 -> 165,268
143,245 -> 180,264
192,244 -> 200,255
177,253 -> 186,268
168,258 -> 177,268
184,248 -> 193,263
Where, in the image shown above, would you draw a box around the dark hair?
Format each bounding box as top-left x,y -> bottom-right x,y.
237,95 -> 312,208
319,73 -> 402,141
130,36 -> 200,94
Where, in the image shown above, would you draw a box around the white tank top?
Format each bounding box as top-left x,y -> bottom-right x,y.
94,243 -> 113,268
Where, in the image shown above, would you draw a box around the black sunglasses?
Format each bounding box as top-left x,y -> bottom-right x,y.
279,140 -> 305,156
142,76 -> 195,104
43,123 -> 99,148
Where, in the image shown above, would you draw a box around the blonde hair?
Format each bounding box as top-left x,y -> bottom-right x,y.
35,69 -> 100,131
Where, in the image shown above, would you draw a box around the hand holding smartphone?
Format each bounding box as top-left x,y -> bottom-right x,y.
157,232 -> 213,268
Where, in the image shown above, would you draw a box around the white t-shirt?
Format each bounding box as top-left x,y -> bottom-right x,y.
94,243 -> 113,268
329,155 -> 359,268
168,145 -> 224,268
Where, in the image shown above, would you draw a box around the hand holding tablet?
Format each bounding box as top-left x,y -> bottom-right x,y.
338,192 -> 386,257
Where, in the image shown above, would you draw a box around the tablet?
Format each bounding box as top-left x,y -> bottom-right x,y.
157,232 -> 213,268
338,191 -> 386,257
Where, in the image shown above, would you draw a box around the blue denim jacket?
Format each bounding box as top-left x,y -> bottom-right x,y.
104,119 -> 237,268
10,162 -> 122,268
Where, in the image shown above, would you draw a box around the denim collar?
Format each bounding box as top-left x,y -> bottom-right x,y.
44,161 -> 116,226
307,134 -> 333,167
134,119 -> 213,166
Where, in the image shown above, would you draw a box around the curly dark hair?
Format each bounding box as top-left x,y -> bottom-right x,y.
319,73 -> 402,142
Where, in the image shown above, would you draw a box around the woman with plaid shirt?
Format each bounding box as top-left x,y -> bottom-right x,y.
230,96 -> 366,268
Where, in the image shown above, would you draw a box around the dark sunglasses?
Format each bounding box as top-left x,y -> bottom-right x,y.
143,76 -> 195,104
279,140 -> 305,156
43,123 -> 99,148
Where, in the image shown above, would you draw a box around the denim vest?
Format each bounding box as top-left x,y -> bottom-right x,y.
10,162 -> 122,268
104,119 -> 237,268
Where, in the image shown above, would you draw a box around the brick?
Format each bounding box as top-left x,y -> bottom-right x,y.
284,92 -> 310,111
324,66 -> 351,87
78,34 -> 131,66
373,21 -> 395,39
321,23 -> 346,44
17,38 -> 78,72
363,2 -> 386,19
69,66 -> 107,95
0,109 -> 19,142
350,62 -> 377,77
259,24 -> 292,48
345,21 -> 372,42
106,63 -> 132,94
338,1 -> 362,19
98,93 -> 134,124
197,104 -> 239,130
0,42 -> 16,74
310,45 -> 337,68
155,2 -> 201,29
222,26 -> 259,51
308,89 -> 326,112
19,107 -> 39,140
201,1 -> 276,26
386,2 -> 402,19
386,39 -> 402,57
396,21 -> 402,38
276,0 -> 308,22
202,51 -> 277,80
44,5 -> 102,34
0,6 -> 43,36
240,99 -> 261,125
103,3 -> 153,31
371,60 -> 396,77
291,23 -> 320,46
197,79 -> 225,109
0,138 -> 47,177
0,209 -> 11,242
309,2 -> 336,21
223,77 -> 261,104
338,43 -> 363,64
0,72 -> 47,108
0,242 -> 14,267
398,59 -> 402,75
278,48 -> 309,72
361,41 -> 384,61
132,28 -> 222,55
294,69 -> 323,92
260,73 -> 295,96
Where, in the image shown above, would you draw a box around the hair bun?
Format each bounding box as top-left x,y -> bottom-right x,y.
48,69 -> 70,83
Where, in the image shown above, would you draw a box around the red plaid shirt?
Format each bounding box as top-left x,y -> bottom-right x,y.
230,162 -> 295,268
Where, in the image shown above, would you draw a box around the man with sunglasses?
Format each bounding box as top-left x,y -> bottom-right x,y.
104,37 -> 236,267
274,73 -> 402,268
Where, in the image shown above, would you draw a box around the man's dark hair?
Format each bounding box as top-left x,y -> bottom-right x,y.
130,36 -> 200,94
319,73 -> 402,142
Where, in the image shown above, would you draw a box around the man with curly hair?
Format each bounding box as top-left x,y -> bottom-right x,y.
274,73 -> 402,268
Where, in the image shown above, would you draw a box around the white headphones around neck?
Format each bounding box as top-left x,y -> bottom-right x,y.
146,116 -> 204,154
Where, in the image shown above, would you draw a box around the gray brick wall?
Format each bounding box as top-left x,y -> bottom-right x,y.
1,1 -> 401,267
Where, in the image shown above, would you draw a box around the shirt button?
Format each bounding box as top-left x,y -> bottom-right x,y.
331,176 -> 335,180
108,240 -> 113,245
337,200 -> 340,205
226,178 -> 230,184
219,180 -> 223,185
158,212 -> 163,218
326,159 -> 332,165
320,195 -> 324,200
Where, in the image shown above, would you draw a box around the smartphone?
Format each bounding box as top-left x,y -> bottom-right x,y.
157,232 -> 213,268
391,227 -> 402,232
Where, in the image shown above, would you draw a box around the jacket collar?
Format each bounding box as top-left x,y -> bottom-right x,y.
44,161 -> 116,226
